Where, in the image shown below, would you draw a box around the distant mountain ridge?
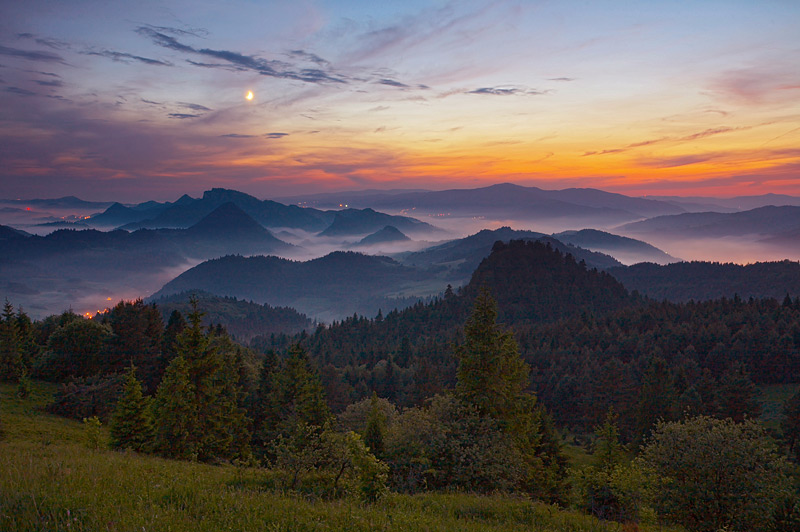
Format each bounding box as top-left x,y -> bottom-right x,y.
618,205 -> 800,239
275,182 -> 686,223
553,229 -> 677,264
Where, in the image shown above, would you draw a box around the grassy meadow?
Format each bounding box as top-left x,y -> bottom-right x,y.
0,382 -> 687,532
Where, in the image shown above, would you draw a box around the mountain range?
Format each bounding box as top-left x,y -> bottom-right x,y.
618,205 -> 800,242
280,183 -> 685,225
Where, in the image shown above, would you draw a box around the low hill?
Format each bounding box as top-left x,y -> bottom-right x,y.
355,225 -> 410,246
466,239 -> 636,324
400,227 -> 622,277
609,260 -> 800,301
319,208 -> 438,237
151,252 -> 432,321
152,291 -> 313,341
553,229 -> 676,264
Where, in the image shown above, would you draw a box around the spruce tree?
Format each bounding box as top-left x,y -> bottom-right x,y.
168,298 -> 251,461
363,392 -> 386,458
109,365 -> 154,452
0,300 -> 23,382
152,355 -> 198,459
453,288 -> 567,501
454,288 -> 529,422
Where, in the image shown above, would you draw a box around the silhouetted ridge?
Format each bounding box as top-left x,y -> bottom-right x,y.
319,208 -> 435,237
465,239 -> 635,324
356,225 -> 410,246
185,202 -> 278,241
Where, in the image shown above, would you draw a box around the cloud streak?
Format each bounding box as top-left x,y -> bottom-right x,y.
136,26 -> 346,84
83,49 -> 171,66
468,86 -> 546,96
0,44 -> 65,63
584,127 -> 751,156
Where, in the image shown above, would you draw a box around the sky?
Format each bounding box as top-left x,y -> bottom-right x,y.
1,0 -> 799,202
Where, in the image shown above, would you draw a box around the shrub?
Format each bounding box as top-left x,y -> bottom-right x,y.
640,415 -> 791,532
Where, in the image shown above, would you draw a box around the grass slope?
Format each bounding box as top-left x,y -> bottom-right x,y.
0,383 -> 684,531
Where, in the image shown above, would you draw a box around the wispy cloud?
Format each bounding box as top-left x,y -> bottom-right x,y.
178,102 -> 211,112
136,26 -> 346,84
33,78 -> 63,87
220,133 -> 255,138
168,113 -> 199,119
5,86 -> 37,96
265,132 -> 289,139
287,50 -> 329,67
584,127 -> 751,156
83,49 -> 171,66
0,44 -> 65,63
468,86 -> 545,96
377,78 -> 409,88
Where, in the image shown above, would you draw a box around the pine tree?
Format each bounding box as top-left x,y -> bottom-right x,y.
454,288 -> 529,422
453,288 -> 567,501
165,298 -> 251,461
363,392 -> 386,457
0,300 -> 23,382
109,365 -> 154,452
268,344 -> 331,434
152,356 -> 198,459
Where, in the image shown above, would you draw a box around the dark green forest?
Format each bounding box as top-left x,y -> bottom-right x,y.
2,239 -> 800,531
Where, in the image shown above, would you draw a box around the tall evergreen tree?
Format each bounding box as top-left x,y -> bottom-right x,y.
165,298 -> 251,461
109,365 -> 154,452
453,288 -> 567,501
454,288 -> 529,423
0,300 -> 23,382
152,356 -> 198,460
363,392 -> 386,458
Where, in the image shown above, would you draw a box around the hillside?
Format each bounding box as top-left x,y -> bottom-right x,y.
553,229 -> 676,265
319,208 -> 438,237
152,291 -> 313,340
1,383 -> 676,532
151,252 -> 432,321
609,260 -> 800,301
400,227 -> 622,277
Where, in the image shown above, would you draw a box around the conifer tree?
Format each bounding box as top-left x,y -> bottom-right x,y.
166,298 -> 251,461
268,343 -> 331,434
0,300 -> 23,382
363,392 -> 386,457
454,288 -> 529,423
152,355 -> 198,459
109,365 -> 154,452
453,288 -> 567,500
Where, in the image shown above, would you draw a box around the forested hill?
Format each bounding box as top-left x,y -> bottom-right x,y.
468,240 -> 637,324
609,260 -> 800,301
298,239 -> 640,409
152,292 -> 313,341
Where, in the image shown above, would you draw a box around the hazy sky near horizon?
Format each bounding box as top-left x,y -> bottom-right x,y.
1,0 -> 799,202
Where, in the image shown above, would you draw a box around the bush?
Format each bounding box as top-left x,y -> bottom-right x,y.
640,415 -> 791,532
48,374 -> 124,422
384,394 -> 525,493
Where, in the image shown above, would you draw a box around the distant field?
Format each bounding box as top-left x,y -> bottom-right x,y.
0,382 -> 685,532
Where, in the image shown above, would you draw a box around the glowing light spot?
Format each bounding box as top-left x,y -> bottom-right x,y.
245,90 -> 254,101
26,207 -> 31,211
